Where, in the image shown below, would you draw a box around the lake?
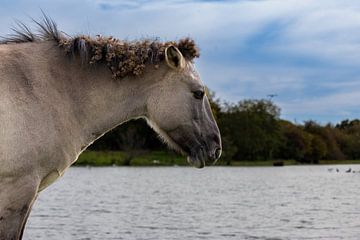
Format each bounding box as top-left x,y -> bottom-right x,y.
24,166 -> 360,240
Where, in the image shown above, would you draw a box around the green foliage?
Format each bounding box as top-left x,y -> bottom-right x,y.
219,99 -> 281,161
336,120 -> 360,159
76,151 -> 128,166
306,136 -> 327,164
75,151 -> 187,166
278,120 -> 312,161
304,121 -> 345,160
90,118 -> 164,151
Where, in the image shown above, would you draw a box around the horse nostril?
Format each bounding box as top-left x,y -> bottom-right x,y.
214,148 -> 222,159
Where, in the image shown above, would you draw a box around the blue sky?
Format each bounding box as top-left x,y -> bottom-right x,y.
1,0 -> 359,124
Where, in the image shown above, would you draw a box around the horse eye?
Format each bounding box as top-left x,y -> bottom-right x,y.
193,90 -> 205,100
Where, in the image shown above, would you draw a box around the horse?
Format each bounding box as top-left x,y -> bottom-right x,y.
0,16 -> 221,240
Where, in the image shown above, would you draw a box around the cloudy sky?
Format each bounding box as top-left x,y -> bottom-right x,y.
1,0 -> 359,124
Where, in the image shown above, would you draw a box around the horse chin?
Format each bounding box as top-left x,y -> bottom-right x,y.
187,155 -> 205,168
187,146 -> 207,168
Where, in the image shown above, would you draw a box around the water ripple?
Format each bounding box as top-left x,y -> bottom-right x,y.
24,165 -> 360,240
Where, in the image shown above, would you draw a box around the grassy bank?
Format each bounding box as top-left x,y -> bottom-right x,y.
74,151 -> 360,167
75,150 -> 188,166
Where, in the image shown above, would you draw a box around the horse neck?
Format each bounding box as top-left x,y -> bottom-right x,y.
47,45 -> 164,149
73,71 -> 148,145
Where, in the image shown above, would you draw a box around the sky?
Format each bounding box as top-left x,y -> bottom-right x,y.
0,0 -> 359,124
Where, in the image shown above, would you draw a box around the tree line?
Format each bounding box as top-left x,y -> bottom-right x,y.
90,92 -> 360,164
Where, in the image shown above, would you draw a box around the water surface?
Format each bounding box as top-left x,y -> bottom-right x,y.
25,166 -> 360,240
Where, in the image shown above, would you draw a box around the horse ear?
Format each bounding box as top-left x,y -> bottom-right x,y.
165,45 -> 185,70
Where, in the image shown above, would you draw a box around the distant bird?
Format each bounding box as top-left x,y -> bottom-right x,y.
346,168 -> 352,173
267,94 -> 278,98
328,168 -> 334,172
336,168 -> 339,172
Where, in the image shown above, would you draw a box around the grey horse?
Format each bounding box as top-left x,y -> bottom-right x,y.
0,17 -> 221,240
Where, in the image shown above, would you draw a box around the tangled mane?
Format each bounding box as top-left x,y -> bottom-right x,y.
59,36 -> 199,78
0,14 -> 200,79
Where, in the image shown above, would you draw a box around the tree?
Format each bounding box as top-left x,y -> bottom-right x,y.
336,119 -> 360,159
277,120 -> 312,162
304,120 -> 345,160
219,99 -> 281,161
306,136 -> 327,163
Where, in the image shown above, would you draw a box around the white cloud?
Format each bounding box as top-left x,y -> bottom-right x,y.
267,1 -> 360,65
279,90 -> 360,123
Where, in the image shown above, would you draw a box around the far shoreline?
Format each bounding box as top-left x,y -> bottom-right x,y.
74,151 -> 360,167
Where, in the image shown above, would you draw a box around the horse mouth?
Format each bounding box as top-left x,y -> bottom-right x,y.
168,136 -> 206,168
166,135 -> 207,168
145,119 -> 206,168
161,131 -> 206,168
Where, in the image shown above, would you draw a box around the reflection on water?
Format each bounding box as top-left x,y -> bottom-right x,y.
25,166 -> 360,240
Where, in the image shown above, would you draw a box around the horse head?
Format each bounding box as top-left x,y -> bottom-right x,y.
146,45 -> 222,168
